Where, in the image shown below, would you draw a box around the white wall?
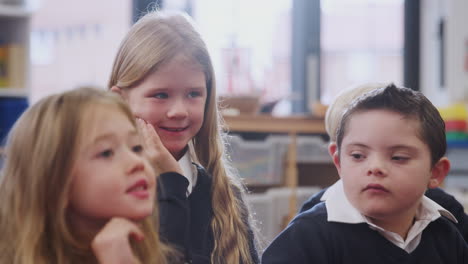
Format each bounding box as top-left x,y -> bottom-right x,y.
421,0 -> 468,106
445,0 -> 468,102
420,0 -> 448,106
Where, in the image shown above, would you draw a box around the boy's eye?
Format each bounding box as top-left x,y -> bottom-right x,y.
392,156 -> 409,162
153,92 -> 168,99
132,145 -> 143,153
98,149 -> 114,158
350,153 -> 364,160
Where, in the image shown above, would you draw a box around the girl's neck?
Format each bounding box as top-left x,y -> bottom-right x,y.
67,209 -> 107,244
173,145 -> 189,161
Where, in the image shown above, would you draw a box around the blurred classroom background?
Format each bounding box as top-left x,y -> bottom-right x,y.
1,0 -> 468,247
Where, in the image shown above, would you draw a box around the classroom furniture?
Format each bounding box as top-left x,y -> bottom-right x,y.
0,3 -> 31,145
223,114 -> 328,223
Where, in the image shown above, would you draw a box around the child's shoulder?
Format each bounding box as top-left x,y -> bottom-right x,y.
426,215 -> 464,238
288,202 -> 373,240
296,201 -> 328,221
288,202 -> 332,232
417,217 -> 468,263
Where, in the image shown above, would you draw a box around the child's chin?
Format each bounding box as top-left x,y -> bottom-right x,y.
128,210 -> 153,221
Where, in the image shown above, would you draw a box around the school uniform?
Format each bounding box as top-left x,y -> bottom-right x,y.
158,152 -> 259,264
300,180 -> 468,241
262,181 -> 468,264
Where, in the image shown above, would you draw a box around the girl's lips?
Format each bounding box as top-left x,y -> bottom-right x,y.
160,126 -> 188,132
126,179 -> 150,199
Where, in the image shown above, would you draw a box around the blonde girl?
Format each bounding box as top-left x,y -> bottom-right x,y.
0,88 -> 172,264
109,10 -> 258,264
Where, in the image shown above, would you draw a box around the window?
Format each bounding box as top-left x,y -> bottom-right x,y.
320,0 -> 404,104
30,0 -> 132,102
163,0 -> 293,114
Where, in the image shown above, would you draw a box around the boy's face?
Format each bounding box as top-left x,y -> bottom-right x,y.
333,109 -> 439,226
69,106 -> 156,226
118,54 -> 207,160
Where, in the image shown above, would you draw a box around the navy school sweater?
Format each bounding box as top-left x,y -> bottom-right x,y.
262,202 -> 468,264
158,164 -> 259,264
300,187 -> 468,242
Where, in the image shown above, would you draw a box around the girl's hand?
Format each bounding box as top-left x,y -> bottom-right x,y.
91,217 -> 143,264
137,119 -> 183,175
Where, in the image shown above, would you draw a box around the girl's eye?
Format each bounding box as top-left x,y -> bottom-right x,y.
98,149 -> 114,158
153,92 -> 168,99
132,145 -> 143,153
188,91 -> 202,98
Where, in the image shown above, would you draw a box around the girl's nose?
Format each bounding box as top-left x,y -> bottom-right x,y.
167,99 -> 188,119
127,151 -> 145,175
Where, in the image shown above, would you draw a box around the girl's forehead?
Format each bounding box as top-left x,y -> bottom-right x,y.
161,53 -> 204,71
79,104 -> 133,136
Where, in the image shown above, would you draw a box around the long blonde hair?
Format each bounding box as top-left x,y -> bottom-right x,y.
108,11 -> 255,264
0,88 -> 171,264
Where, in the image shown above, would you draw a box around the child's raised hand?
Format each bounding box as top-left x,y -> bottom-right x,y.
137,118 -> 183,175
91,217 -> 143,264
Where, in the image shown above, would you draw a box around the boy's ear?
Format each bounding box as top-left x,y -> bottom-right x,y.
328,142 -> 337,157
332,150 -> 342,178
428,157 -> 450,189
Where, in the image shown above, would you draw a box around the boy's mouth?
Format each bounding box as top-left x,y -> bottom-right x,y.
363,183 -> 389,193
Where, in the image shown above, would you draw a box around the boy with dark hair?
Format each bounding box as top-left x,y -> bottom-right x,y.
262,84 -> 467,263
299,82 -> 468,241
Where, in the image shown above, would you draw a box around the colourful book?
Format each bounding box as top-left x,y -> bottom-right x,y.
6,44 -> 26,89
446,131 -> 468,141
0,45 -> 8,88
445,120 -> 467,132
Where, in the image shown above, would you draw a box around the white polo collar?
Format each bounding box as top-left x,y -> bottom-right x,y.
178,150 -> 198,196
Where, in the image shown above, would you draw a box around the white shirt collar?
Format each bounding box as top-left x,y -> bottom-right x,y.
324,180 -> 457,252
178,150 -> 198,196
321,180 -> 341,202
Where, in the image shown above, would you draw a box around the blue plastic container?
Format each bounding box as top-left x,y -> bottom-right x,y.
0,96 -> 28,145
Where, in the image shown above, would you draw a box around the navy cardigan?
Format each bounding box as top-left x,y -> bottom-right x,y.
158,164 -> 258,264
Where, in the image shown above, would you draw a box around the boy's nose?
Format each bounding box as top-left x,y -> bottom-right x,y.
367,158 -> 387,177
167,99 -> 188,119
367,167 -> 386,176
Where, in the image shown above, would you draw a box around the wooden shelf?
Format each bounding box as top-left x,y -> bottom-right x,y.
222,114 -> 326,134
0,88 -> 28,97
223,114 -> 327,223
0,4 -> 32,17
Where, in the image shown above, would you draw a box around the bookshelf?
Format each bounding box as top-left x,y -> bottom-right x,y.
223,114 -> 327,224
0,2 -> 32,144
0,2 -> 32,98
0,4 -> 32,17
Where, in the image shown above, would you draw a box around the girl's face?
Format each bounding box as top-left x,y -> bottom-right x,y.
68,106 -> 156,229
118,55 -> 207,160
